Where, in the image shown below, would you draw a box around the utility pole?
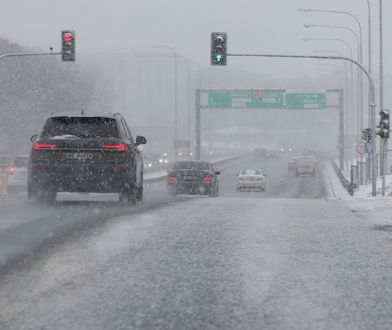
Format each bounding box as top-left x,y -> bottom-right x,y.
379,0 -> 386,195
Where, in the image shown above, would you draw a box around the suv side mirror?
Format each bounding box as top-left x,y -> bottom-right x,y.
135,136 -> 147,146
31,134 -> 38,142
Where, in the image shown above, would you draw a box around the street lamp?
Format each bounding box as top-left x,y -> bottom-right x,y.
379,0 -> 386,194
304,24 -> 360,52
366,0 -> 371,76
304,24 -> 362,140
303,38 -> 360,138
153,44 -> 178,160
298,8 -> 364,134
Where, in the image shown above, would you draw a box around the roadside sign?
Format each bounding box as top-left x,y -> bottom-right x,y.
356,142 -> 370,154
208,91 -> 284,109
286,90 -> 326,110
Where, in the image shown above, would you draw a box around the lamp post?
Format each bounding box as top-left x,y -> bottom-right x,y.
379,0 -> 386,195
303,38 -> 360,142
153,44 -> 179,160
299,8 -> 364,136
303,24 -> 362,134
366,0 -> 371,76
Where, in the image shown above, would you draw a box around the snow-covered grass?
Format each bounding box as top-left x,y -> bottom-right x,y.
323,162 -> 350,199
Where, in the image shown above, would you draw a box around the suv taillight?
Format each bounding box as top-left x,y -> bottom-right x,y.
102,144 -> 128,151
33,143 -> 57,150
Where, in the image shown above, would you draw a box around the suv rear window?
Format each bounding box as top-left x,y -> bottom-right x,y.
173,161 -> 210,170
41,117 -> 119,138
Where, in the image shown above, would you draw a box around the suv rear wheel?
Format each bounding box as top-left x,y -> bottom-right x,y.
136,185 -> 143,202
44,188 -> 57,205
28,184 -> 56,204
136,173 -> 143,202
119,187 -> 136,205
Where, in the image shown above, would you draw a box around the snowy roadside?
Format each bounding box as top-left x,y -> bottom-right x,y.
324,161 -> 392,225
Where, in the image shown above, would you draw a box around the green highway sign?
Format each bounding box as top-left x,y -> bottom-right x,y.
286,90 -> 326,109
208,91 -> 284,109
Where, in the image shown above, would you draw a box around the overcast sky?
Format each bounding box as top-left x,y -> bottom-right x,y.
0,0 -> 390,86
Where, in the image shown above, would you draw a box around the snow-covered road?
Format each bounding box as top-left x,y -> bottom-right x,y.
2,155 -> 392,329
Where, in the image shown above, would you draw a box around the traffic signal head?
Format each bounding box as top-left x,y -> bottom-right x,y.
62,30 -> 75,62
378,109 -> 390,139
361,128 -> 372,143
211,32 -> 227,65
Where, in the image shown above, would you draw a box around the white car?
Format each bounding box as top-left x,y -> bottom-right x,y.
7,155 -> 29,193
237,169 -> 266,192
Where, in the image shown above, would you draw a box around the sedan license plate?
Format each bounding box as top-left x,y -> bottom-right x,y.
65,153 -> 93,160
184,175 -> 196,180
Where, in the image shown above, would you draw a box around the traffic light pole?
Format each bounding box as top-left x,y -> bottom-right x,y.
195,89 -> 201,160
226,52 -> 377,196
0,51 -> 61,60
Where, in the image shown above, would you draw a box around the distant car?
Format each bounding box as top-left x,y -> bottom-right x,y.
28,113 -> 147,204
295,155 -> 317,177
167,160 -> 220,196
237,169 -> 266,192
288,157 -> 297,171
7,155 -> 29,193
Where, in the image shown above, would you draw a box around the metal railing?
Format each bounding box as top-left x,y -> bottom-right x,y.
330,160 -> 355,195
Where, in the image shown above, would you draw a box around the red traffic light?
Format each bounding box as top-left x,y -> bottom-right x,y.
63,33 -> 73,43
61,30 -> 76,62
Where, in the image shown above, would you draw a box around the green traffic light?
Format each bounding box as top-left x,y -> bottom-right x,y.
215,54 -> 222,62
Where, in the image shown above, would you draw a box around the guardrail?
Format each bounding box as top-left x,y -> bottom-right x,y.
143,154 -> 246,186
330,160 -> 354,196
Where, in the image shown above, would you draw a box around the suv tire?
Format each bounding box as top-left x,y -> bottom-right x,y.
44,188 -> 57,205
119,187 -> 137,205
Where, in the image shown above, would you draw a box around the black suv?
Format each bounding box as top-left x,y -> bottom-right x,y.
28,113 -> 147,204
